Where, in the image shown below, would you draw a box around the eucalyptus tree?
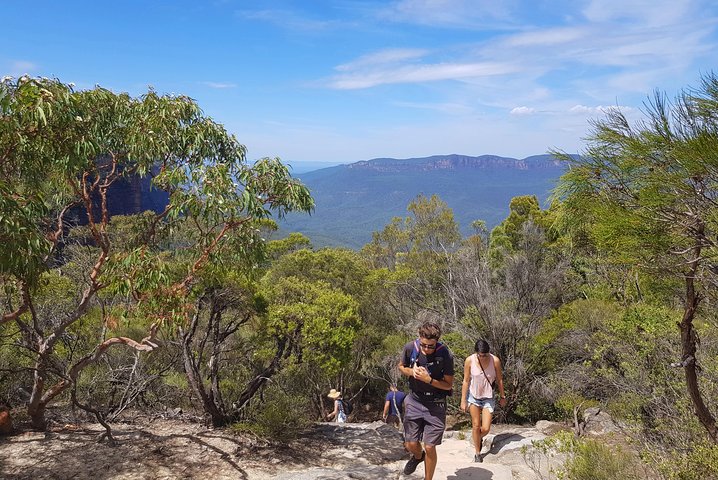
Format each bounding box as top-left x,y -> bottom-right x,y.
361,194 -> 462,330
489,195 -> 545,252
258,275 -> 362,419
556,72 -> 718,442
0,77 -> 312,430
258,248 -> 371,415
177,225 -> 269,427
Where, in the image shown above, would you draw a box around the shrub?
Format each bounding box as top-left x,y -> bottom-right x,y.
232,386 -> 311,441
658,442 -> 718,480
563,437 -> 640,480
525,431 -> 644,480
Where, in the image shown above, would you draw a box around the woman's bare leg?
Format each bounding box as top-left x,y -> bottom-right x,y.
469,404 -> 482,454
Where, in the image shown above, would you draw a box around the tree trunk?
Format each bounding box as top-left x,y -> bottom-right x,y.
27,402 -> 46,431
234,337 -> 291,411
180,301 -> 228,427
71,386 -> 115,445
27,353 -> 48,430
209,308 -> 226,421
681,273 -> 717,442
181,338 -> 226,426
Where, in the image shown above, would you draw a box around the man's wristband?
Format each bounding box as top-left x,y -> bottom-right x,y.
429,378 -> 433,385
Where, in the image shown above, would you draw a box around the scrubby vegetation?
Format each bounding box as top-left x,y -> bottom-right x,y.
3,73 -> 718,478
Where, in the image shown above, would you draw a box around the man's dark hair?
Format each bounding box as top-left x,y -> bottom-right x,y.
474,339 -> 490,354
418,322 -> 442,340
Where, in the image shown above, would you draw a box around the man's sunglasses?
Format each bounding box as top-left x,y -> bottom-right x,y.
419,342 -> 437,350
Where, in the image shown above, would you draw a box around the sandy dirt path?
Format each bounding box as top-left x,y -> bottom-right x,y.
0,419 -> 562,479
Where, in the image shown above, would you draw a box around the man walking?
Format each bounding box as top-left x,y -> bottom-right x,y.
382,384 -> 406,428
398,322 -> 454,479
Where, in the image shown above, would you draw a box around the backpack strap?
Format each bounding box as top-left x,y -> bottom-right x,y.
410,339 -> 445,366
391,392 -> 403,426
410,340 -> 420,366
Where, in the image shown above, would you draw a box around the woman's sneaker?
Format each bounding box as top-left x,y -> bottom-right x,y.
403,451 -> 425,474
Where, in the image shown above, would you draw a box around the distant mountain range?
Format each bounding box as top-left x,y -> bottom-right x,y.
279,154 -> 569,249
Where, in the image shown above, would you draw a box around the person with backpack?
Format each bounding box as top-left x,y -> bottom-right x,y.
382,384 -> 406,428
398,322 -> 455,480
326,389 -> 347,423
460,339 -> 506,462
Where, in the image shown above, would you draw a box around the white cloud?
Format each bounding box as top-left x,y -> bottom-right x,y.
504,27 -> 587,47
201,81 -> 237,89
569,104 -> 632,114
252,0 -> 715,160
568,105 -> 593,114
335,48 -> 429,72
379,0 -> 515,28
326,0 -> 716,101
328,61 -> 521,89
582,0 -> 697,26
510,106 -> 536,115
237,8 -> 338,32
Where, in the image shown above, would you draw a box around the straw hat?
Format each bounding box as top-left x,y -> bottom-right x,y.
327,388 -> 342,399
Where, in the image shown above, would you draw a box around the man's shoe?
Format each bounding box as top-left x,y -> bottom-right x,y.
474,453 -> 483,463
403,451 -> 425,474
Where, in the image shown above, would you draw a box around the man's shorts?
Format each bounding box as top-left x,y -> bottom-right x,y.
403,393 -> 447,446
385,414 -> 401,428
467,392 -> 495,413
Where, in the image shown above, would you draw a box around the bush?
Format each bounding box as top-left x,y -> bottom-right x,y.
231,385 -> 311,441
658,442 -> 718,480
563,438 -> 640,480
525,431 -> 645,480
554,393 -> 598,422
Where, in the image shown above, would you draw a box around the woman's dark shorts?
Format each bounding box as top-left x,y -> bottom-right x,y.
403,393 -> 447,446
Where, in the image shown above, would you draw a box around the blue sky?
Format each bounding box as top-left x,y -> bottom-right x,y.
3,1 -> 717,166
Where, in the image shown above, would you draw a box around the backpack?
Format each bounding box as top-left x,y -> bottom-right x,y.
341,399 -> 353,415
409,339 -> 452,397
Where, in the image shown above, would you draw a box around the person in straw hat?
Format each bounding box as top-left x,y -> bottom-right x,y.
326,389 -> 347,423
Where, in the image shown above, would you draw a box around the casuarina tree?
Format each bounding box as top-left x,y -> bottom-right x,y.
555,72 -> 718,442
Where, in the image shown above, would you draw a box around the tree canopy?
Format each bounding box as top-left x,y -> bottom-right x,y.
0,76 -> 313,429
555,72 -> 718,442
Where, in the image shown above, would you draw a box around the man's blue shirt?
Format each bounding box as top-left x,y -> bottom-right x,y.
385,390 -> 406,415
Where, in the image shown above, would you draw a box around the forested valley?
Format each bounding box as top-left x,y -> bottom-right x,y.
3,74 -> 718,479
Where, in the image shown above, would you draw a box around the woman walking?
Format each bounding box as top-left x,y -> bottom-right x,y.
326,388 -> 347,423
460,339 -> 506,462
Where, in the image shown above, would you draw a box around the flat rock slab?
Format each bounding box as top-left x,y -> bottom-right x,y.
272,423 -> 557,479
430,435 -> 515,480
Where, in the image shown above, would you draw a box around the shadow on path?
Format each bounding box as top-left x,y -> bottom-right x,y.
135,429 -> 248,479
0,426 -> 251,480
302,422 -> 406,465
490,432 -> 526,454
447,466 -> 495,479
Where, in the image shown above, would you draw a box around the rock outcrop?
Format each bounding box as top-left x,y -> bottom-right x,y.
582,407 -> 620,436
